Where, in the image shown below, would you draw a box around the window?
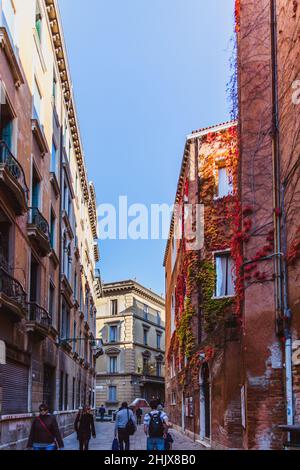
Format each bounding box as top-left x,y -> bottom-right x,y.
143,305 -> 148,320
171,293 -> 175,335
51,140 -> 58,175
33,78 -> 42,122
217,167 -> 233,198
109,325 -> 117,343
157,312 -> 161,326
108,386 -> 117,402
111,299 -> 118,316
59,371 -> 64,410
171,392 -> 176,405
52,70 -> 57,105
61,302 -> 70,339
74,271 -> 77,301
64,374 -> 69,410
143,357 -> 149,375
50,208 -> 56,249
215,253 -> 235,298
143,328 -> 148,346
73,320 -> 76,352
72,378 -> 75,410
109,356 -> 118,374
35,1 -> 42,42
172,236 -> 177,270
156,333 -> 162,350
156,360 -> 162,377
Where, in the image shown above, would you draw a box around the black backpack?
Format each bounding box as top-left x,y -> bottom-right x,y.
148,411 -> 164,438
125,409 -> 136,436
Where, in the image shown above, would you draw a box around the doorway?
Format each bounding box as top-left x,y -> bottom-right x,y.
199,363 -> 211,440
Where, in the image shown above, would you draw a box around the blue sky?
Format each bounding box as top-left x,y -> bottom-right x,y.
58,0 -> 235,296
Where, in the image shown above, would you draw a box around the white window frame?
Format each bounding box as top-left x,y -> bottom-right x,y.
216,166 -> 233,199
213,251 -> 235,299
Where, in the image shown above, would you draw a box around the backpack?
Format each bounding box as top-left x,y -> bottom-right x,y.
148,411 -> 164,438
125,409 -> 136,436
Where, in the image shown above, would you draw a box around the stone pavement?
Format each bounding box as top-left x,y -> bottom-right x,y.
64,421 -> 205,451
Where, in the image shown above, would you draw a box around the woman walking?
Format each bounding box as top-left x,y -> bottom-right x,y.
27,403 -> 64,451
74,405 -> 96,451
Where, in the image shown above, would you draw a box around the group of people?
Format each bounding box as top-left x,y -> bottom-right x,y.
26,399 -> 173,451
114,399 -> 173,451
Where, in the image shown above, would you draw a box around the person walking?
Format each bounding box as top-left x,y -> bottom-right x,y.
74,405 -> 96,451
144,400 -> 169,451
114,402 -> 136,451
27,403 -> 64,451
136,407 -> 143,425
99,404 -> 106,422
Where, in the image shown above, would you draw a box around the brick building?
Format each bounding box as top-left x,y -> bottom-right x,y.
0,0 -> 102,449
236,0 -> 300,449
164,0 -> 300,450
164,122 -> 242,449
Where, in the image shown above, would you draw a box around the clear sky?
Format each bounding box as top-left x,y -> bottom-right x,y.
58,0 -> 235,297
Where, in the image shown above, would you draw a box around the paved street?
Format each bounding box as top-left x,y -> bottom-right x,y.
64,421 -> 205,451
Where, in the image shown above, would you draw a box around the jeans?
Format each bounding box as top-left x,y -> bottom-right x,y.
147,437 -> 165,451
33,443 -> 57,451
118,428 -> 130,451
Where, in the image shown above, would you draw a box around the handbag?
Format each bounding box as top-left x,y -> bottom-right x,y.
37,417 -> 59,450
125,409 -> 136,436
112,438 -> 120,451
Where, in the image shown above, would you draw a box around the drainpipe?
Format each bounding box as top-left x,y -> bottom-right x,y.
270,0 -> 294,432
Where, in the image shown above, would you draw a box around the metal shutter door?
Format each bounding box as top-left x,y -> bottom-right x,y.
0,359 -> 29,414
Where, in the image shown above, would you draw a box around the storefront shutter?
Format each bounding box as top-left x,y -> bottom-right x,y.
0,359 -> 29,415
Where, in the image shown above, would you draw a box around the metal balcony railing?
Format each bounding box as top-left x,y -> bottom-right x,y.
28,207 -> 51,241
0,266 -> 27,308
0,140 -> 29,202
27,302 -> 52,328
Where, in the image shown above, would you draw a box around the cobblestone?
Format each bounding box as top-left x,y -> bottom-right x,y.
63,421 -> 205,451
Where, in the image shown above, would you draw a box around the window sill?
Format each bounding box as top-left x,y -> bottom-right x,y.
211,295 -> 235,300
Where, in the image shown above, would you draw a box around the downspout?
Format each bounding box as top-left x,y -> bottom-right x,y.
270,0 -> 294,433
56,94 -> 64,412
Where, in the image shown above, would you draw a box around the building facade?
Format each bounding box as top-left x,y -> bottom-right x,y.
164,0 -> 300,450
0,0 -> 102,449
236,0 -> 300,449
164,122 -> 242,448
96,280 -> 165,416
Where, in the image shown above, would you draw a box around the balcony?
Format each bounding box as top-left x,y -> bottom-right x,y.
139,374 -> 165,386
0,267 -> 27,322
27,207 -> 51,256
26,302 -> 52,340
0,141 -> 29,215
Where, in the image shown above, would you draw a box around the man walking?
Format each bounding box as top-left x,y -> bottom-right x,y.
114,402 -> 136,451
144,400 -> 169,451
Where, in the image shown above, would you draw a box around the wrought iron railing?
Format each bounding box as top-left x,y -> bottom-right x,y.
28,207 -> 51,242
0,141 -> 29,202
0,267 -> 27,309
27,302 -> 52,328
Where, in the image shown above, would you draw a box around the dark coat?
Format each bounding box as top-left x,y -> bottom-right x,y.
27,414 -> 64,448
74,412 -> 96,440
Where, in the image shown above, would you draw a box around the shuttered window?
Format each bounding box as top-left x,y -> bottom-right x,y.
0,359 -> 29,415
